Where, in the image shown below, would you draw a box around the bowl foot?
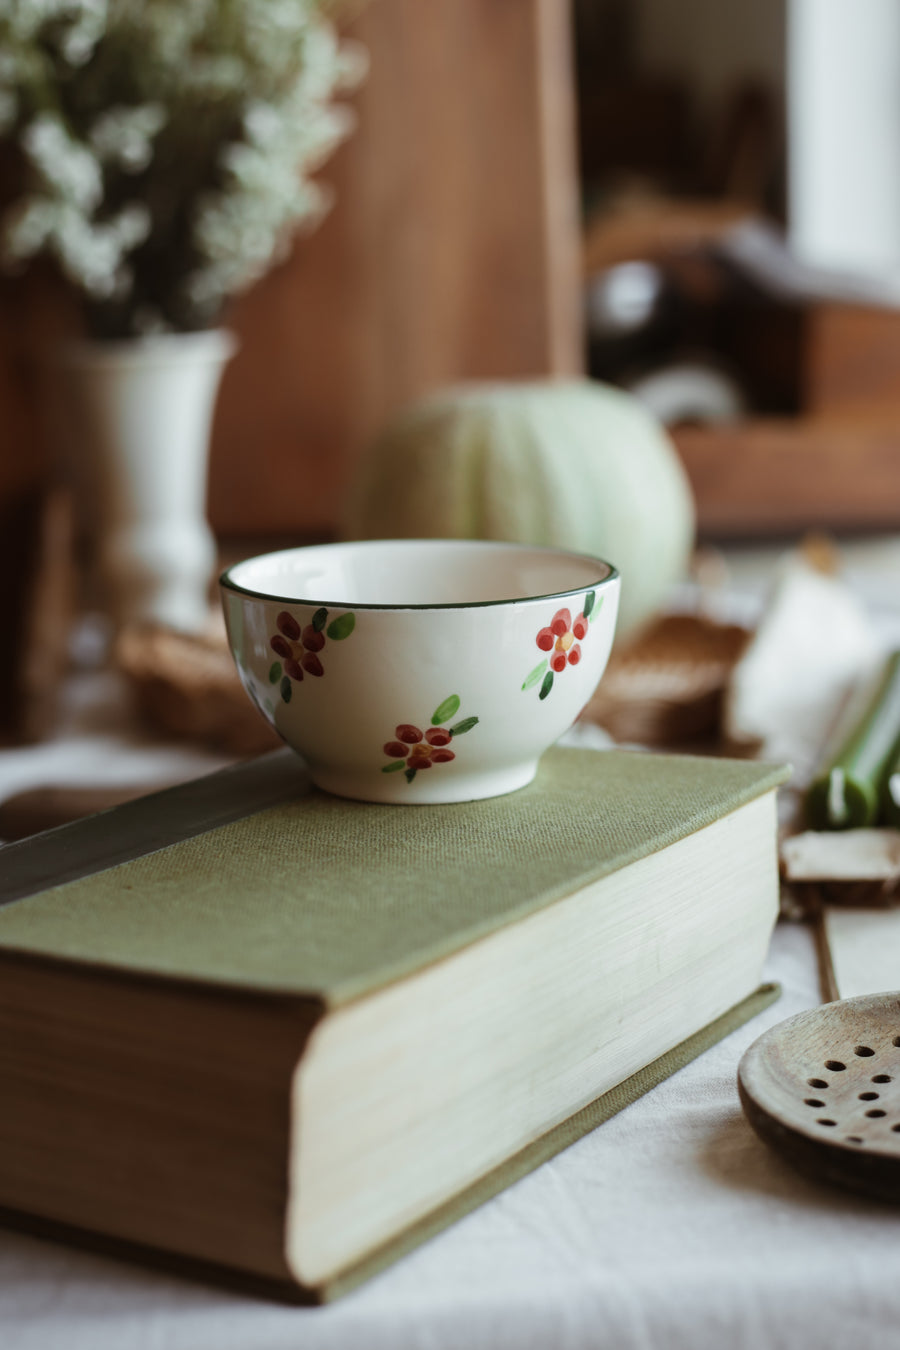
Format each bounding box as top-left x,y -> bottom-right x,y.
310,761 -> 540,805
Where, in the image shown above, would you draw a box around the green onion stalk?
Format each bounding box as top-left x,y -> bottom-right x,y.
805,651 -> 900,830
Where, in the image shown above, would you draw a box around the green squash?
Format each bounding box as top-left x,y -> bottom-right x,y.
341,380 -> 695,637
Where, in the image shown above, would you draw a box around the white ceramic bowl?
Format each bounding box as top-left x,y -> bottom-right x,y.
220,539 -> 619,804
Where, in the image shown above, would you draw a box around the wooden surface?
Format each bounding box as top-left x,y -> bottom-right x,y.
583,198 -> 748,272
0,486 -> 75,744
672,302 -> 900,537
0,272 -> 75,504
738,993 -> 900,1202
804,304 -> 900,416
674,417 -> 900,536
208,0 -> 582,538
0,323 -> 41,505
0,785 -> 168,845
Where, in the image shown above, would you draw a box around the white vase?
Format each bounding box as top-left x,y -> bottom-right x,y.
60,329 -> 237,633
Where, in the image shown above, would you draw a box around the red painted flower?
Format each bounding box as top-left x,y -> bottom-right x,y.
535,606 -> 583,673
382,696 -> 479,783
383,725 -> 457,771
271,610 -> 326,682
268,606 -> 356,702
523,589 -> 597,701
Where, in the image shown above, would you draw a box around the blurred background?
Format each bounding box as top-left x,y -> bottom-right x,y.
2,0 -> 900,822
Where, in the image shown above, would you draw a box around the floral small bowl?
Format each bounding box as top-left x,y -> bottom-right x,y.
220,539 -> 619,804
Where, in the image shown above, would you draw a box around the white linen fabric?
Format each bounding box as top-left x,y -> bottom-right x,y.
0,922 -> 896,1350
3,539 -> 900,1348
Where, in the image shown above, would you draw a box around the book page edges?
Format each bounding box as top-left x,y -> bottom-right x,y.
306,982 -> 781,1303
0,951 -> 324,1283
0,983 -> 779,1306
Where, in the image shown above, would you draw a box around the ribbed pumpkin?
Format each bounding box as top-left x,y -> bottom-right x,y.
341,380 -> 695,638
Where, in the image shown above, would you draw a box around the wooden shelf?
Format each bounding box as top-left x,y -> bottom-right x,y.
673,416 -> 900,537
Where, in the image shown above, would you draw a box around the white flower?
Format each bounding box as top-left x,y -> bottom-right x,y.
243,102 -> 283,149
89,104 -> 166,173
59,0 -> 108,67
2,188 -> 149,299
53,206 -> 138,298
182,54 -> 246,98
112,201 -> 152,249
0,0 -> 366,332
3,0 -> 109,64
337,39 -> 368,92
22,114 -> 103,211
2,197 -> 57,262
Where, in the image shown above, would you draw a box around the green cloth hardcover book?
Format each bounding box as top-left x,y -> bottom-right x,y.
0,746 -> 787,1301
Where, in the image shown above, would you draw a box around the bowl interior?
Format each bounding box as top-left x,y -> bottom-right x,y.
222,540 -> 615,609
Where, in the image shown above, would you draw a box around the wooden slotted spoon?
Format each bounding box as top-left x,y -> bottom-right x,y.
738,993 -> 900,1201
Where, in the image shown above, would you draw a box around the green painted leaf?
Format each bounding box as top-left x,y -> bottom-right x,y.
522,658 -> 548,691
280,675 -> 293,703
405,767 -> 418,783
539,670 -> 554,700
268,661 -> 282,684
449,715 -> 479,736
312,607 -> 328,632
382,760 -> 407,774
431,694 -> 461,725
583,590 -> 596,620
326,612 -> 355,641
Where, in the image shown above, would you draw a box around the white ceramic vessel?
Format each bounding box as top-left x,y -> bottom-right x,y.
61,330 -> 236,632
221,539 -> 620,804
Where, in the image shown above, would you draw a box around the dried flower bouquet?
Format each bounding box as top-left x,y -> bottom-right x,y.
0,0 -> 364,338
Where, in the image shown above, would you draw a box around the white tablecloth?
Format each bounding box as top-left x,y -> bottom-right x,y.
1,922 -> 897,1350
3,538 -> 900,1348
